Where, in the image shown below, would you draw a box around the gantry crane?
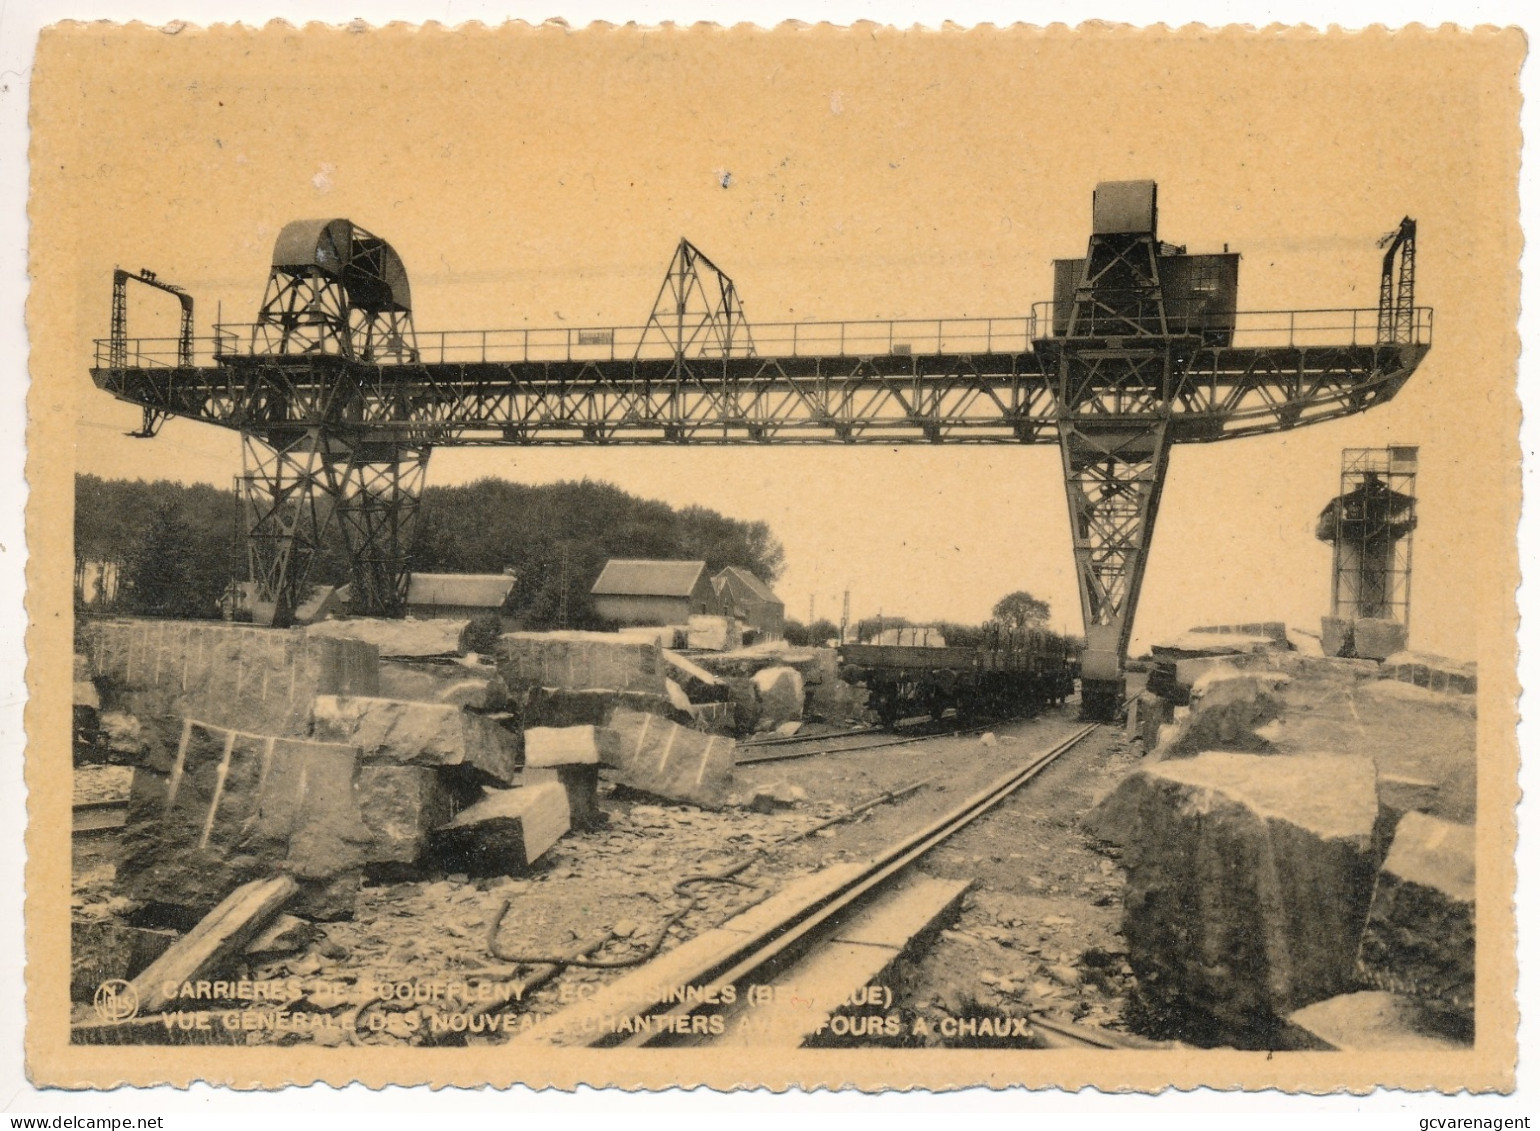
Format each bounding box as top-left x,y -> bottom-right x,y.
91,182 -> 1432,719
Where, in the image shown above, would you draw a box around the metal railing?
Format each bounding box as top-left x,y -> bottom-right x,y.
92,305 -> 1433,369
1028,302 -> 1434,349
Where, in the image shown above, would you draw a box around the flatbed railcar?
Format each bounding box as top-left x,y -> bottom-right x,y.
838,629 -> 1079,727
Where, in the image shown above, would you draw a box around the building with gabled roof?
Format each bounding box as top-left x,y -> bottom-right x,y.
712,566 -> 785,641
590,559 -> 718,626
405,571 -> 518,621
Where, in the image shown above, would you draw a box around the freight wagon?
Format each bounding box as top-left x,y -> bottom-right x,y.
838,628 -> 1079,727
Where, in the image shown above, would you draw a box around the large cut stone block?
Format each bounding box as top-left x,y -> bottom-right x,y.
1151,632 -> 1276,660
432,783 -> 571,875
353,764 -> 454,865
1321,616 -> 1353,659
1380,651 -> 1478,696
524,725 -> 606,767
1084,751 -> 1380,1047
515,686 -> 689,730
751,665 -> 805,731
1188,622 -> 1288,646
83,619 -> 379,737
117,726 -> 377,923
1357,811 -> 1475,1012
116,722 -> 462,921
524,763 -> 602,831
1153,667 -> 1287,759
306,617 -> 469,658
602,709 -> 736,807
498,631 -> 666,695
686,615 -> 741,652
310,695 -> 518,784
1353,618 -> 1409,662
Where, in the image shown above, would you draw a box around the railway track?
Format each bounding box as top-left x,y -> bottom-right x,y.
735,711 -> 1058,766
514,721 -> 1103,1049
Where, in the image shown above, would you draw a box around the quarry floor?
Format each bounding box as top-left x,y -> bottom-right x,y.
70,654 -> 1478,1049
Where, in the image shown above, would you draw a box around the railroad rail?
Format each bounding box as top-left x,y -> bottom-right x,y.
514,722 -> 1101,1049
736,718 -> 1003,766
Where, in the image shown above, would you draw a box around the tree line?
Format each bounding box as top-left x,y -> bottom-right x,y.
75,473 -> 785,628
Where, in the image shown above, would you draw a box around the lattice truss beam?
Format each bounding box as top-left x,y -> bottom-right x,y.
1058,422 -> 1171,661
98,341 -> 1424,447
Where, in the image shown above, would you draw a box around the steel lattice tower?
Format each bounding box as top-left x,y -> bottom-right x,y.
1316,446 -> 1419,627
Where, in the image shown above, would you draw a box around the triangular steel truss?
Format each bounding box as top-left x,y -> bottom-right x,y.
636,239 -> 755,361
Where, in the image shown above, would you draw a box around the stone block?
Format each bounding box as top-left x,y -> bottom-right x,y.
1285,628 -> 1326,658
687,615 -> 741,652
1321,616 -> 1353,659
1188,622 -> 1288,646
515,686 -> 689,730
1381,651 -> 1478,696
353,764 -> 453,865
376,664 -> 452,703
618,626 -> 682,649
524,724 -> 606,767
751,665 -> 805,730
688,701 -> 737,733
524,763 -> 603,831
1353,618 -> 1409,662
437,676 -> 508,712
602,709 -> 736,807
306,616 -> 469,658
807,676 -> 867,725
311,695 -> 518,785
1153,667 -> 1288,759
1135,691 -> 1171,750
83,619 -> 379,737
71,918 -> 177,1001
1284,990 -> 1471,1051
1084,752 -> 1380,1047
498,631 -> 666,695
1357,812 -> 1475,1012
432,782 -> 570,874
662,649 -> 725,699
1151,632 -> 1275,660
117,726 -> 377,925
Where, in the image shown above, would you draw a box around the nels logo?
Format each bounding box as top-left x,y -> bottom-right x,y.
93,979 -> 140,1022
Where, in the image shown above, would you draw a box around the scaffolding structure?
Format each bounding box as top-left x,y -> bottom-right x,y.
1317,445 -> 1419,627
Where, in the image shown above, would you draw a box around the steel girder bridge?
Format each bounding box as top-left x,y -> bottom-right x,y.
91,184 -> 1431,719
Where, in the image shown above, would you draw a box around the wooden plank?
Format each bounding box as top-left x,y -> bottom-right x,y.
710,876 -> 971,1047
128,875 -> 298,1015
510,865 -> 867,1048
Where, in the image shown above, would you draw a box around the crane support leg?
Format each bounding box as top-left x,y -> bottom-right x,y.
1059,419 -> 1172,721
330,443 -> 431,618
240,428 -> 339,627
241,431 -> 429,625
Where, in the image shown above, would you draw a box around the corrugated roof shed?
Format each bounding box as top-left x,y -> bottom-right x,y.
591,559 -> 707,598
406,572 -> 517,608
714,566 -> 780,604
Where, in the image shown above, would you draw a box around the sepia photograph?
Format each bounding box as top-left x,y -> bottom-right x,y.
16,19 -> 1525,1096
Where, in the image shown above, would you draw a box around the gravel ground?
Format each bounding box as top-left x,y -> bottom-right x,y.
70,704 -> 1142,1047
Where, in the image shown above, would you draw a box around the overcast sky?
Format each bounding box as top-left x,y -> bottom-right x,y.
37,26 -> 1520,661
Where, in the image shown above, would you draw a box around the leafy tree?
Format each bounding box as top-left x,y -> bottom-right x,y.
784,618 -> 840,647
991,590 -> 1051,631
